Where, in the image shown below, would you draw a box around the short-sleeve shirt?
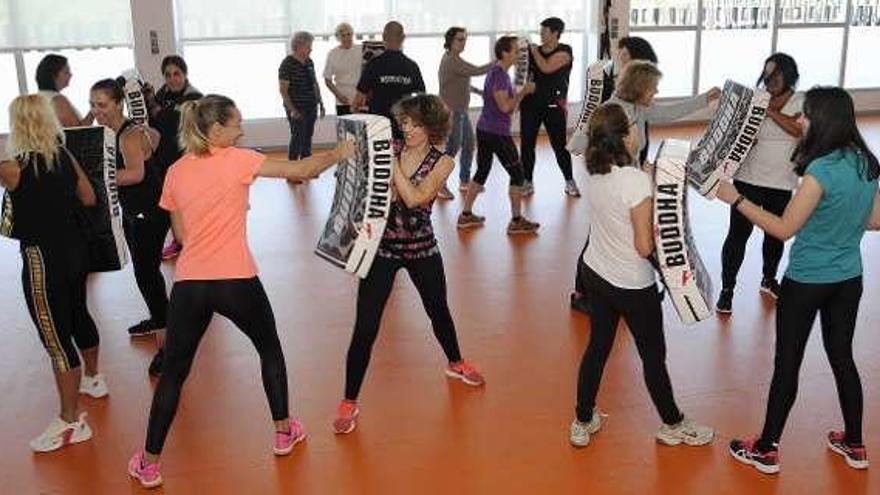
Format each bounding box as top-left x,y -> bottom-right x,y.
323,45 -> 363,104
476,64 -> 513,136
583,165 -> 655,289
356,50 -> 425,138
278,55 -> 319,110
734,93 -> 803,190
160,147 -> 265,281
785,149 -> 878,284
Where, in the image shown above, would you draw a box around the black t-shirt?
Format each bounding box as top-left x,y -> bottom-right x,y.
357,50 -> 425,138
116,120 -> 162,215
278,55 -> 319,110
523,43 -> 573,108
153,84 -> 202,174
9,148 -> 84,246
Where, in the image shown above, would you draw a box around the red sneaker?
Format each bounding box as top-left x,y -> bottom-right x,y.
827,430 -> 869,469
445,360 -> 485,386
333,400 -> 359,434
729,437 -> 780,474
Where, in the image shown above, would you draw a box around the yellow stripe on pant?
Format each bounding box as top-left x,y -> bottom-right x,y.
24,246 -> 71,373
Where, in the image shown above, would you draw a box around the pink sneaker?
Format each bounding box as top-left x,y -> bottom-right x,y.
445,360 -> 485,386
273,419 -> 307,456
827,430 -> 869,469
333,400 -> 359,434
161,241 -> 182,261
128,450 -> 163,489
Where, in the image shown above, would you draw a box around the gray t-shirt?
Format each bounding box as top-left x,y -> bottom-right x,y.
607,93 -> 710,160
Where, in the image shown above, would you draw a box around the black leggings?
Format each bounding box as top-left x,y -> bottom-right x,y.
519,104 -> 573,182
21,244 -> 99,373
721,180 -> 791,289
758,276 -> 864,449
145,277 -> 288,455
123,208 -> 170,324
576,264 -> 683,425
345,254 -> 463,400
473,130 -> 525,187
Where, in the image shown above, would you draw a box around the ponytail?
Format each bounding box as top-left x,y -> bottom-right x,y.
178,94 -> 237,156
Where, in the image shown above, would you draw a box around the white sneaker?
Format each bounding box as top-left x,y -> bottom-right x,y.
569,410 -> 603,448
29,412 -> 93,452
79,373 -> 109,398
656,416 -> 714,446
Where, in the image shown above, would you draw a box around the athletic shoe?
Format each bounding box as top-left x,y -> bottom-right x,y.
569,410 -> 603,448
656,416 -> 714,446
570,292 -> 591,315
507,217 -> 540,235
457,212 -> 486,229
729,437 -> 780,474
445,360 -> 485,386
161,241 -> 182,261
716,288 -> 733,314
333,400 -> 359,434
128,319 -> 164,338
79,373 -> 109,398
521,181 -> 534,197
148,349 -> 164,378
273,419 -> 307,456
437,184 -> 455,200
128,450 -> 163,489
29,412 -> 92,453
459,181 -> 470,192
760,278 -> 781,300
827,430 -> 869,469
564,180 -> 581,198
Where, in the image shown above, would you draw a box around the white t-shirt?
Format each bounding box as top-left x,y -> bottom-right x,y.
583,165 -> 656,289
323,45 -> 362,104
734,92 -> 803,190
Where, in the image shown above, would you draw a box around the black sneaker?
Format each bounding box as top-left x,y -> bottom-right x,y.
128,319 -> 164,337
148,349 -> 164,378
760,278 -> 781,300
729,437 -> 780,474
570,292 -> 591,315
716,289 -> 733,314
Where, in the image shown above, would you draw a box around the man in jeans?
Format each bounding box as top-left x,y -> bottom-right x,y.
438,26 -> 493,198
279,31 -> 325,163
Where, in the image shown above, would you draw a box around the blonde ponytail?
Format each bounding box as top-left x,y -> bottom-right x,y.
178,94 -> 237,156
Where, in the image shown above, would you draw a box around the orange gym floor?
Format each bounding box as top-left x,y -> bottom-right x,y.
0,118 -> 878,494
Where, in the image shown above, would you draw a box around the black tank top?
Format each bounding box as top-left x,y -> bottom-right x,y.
377,147 -> 443,260
524,43 -> 573,108
116,119 -> 161,214
8,148 -> 84,246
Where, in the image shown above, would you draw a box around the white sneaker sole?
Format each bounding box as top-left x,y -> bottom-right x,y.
273,432 -> 307,456
31,422 -> 92,453
128,467 -> 164,489
729,446 -> 780,474
759,287 -> 779,300
656,429 -> 714,446
827,439 -> 869,469
444,369 -> 484,386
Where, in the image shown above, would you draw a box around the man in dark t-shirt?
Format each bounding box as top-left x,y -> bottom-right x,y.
354,21 -> 425,141
279,31 -> 324,161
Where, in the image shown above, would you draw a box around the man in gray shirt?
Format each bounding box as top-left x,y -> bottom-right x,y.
439,27 -> 493,197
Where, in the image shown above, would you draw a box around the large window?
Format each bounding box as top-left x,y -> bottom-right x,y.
0,54 -> 18,133
630,0 -> 880,98
175,0 -> 592,118
0,0 -> 133,133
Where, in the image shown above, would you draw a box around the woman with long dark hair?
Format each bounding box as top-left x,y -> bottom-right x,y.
569,103 -> 714,449
720,87 -> 879,474
35,54 -> 94,127
716,53 -> 803,313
